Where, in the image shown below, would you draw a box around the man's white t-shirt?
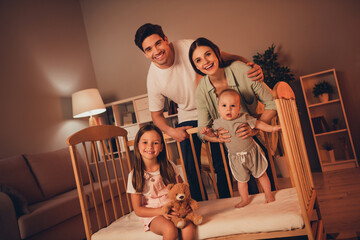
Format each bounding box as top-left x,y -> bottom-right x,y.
146,39 -> 198,124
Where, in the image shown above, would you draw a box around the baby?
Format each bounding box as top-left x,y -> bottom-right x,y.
201,88 -> 281,208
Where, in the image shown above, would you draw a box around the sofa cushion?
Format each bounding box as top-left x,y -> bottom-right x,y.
0,155 -> 44,204
0,184 -> 30,216
18,188 -> 81,239
25,148 -> 89,199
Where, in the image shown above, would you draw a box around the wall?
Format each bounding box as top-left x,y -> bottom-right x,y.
81,0 -> 360,171
0,0 -> 97,158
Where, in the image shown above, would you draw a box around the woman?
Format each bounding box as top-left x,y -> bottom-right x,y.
189,37 -> 277,193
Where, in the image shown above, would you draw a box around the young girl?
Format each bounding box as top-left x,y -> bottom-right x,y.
201,89 -> 280,208
127,124 -> 196,240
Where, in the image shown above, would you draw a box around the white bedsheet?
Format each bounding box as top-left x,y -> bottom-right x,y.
92,187 -> 304,240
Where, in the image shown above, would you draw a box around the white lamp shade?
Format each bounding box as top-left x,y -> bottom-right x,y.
72,88 -> 106,118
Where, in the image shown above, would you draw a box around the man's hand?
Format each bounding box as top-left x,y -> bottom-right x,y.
246,62 -> 264,82
236,123 -> 259,139
167,126 -> 192,142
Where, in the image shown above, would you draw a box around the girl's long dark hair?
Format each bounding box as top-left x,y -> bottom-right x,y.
132,124 -> 176,192
189,37 -> 233,76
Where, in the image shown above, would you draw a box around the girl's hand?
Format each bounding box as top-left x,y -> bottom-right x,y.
162,213 -> 172,220
246,62 -> 264,82
169,206 -> 192,217
236,123 -> 259,139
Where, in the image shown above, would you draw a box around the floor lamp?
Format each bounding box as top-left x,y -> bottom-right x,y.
72,88 -> 106,126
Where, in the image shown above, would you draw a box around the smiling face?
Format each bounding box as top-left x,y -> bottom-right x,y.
138,130 -> 163,162
217,91 -> 241,121
191,46 -> 220,76
142,34 -> 174,69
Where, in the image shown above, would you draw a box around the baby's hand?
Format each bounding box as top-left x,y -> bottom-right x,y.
200,127 -> 216,137
273,125 -> 281,132
200,126 -> 210,134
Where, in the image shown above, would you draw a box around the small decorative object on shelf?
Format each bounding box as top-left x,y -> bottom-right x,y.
322,142 -> 335,163
332,118 -> 339,130
312,80 -> 333,102
339,136 -> 351,160
300,69 -> 358,171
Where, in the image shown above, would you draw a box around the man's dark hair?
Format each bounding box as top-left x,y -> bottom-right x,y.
134,23 -> 165,52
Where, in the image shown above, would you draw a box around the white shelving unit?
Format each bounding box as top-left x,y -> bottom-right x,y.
299,69 -> 358,172
104,94 -> 178,154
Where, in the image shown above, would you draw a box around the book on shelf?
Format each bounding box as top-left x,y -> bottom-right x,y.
311,116 -> 330,134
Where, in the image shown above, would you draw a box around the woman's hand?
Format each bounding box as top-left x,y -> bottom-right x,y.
246,62 -> 264,82
216,128 -> 231,142
236,123 -> 259,139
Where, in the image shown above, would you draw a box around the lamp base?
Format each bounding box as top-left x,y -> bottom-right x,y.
89,116 -> 97,126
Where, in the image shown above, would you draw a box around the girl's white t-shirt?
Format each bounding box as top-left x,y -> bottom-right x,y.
126,160 -> 182,196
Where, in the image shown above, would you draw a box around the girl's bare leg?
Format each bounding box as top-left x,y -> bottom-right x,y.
258,172 -> 275,203
149,216 -> 178,240
181,221 -> 196,240
235,181 -> 250,208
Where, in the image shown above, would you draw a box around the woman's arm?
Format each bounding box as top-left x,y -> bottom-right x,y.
233,63 -> 277,138
195,84 -> 230,143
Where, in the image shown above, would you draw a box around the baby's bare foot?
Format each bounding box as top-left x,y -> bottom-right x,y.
235,199 -> 250,208
265,193 -> 275,203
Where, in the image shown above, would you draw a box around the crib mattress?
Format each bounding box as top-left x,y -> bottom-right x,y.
92,187 -> 304,240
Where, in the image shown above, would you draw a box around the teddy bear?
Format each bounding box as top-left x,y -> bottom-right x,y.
162,182 -> 203,229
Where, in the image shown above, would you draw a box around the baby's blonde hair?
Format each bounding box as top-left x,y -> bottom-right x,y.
218,88 -> 241,103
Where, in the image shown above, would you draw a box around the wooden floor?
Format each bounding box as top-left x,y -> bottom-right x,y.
277,168 -> 360,240
312,168 -> 360,239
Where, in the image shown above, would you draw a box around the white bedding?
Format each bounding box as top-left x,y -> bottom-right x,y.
92,187 -> 304,240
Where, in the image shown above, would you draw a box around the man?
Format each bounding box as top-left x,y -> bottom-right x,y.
134,23 -> 264,201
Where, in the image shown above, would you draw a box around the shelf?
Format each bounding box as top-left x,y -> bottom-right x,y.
314,129 -> 347,137
322,159 -> 357,166
105,94 -> 179,156
299,69 -> 358,172
308,99 -> 340,108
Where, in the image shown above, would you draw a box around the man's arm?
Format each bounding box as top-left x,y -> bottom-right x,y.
220,51 -> 264,82
151,110 -> 191,142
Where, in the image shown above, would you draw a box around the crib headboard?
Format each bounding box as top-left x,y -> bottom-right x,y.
273,81 -> 319,238
67,125 -> 134,240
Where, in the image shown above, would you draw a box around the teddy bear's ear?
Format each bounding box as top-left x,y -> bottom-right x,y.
167,184 -> 174,190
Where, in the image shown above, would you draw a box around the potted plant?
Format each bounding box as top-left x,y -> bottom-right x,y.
312,80 -> 333,102
322,142 -> 335,162
252,44 -> 295,89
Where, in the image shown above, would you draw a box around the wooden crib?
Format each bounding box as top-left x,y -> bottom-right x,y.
67,81 -> 325,240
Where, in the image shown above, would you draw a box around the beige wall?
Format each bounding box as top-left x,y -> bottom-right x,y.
81,0 -> 360,170
0,1 -> 97,157
1,1 -> 359,170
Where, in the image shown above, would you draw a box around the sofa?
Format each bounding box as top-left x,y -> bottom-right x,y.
0,148 -> 127,240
